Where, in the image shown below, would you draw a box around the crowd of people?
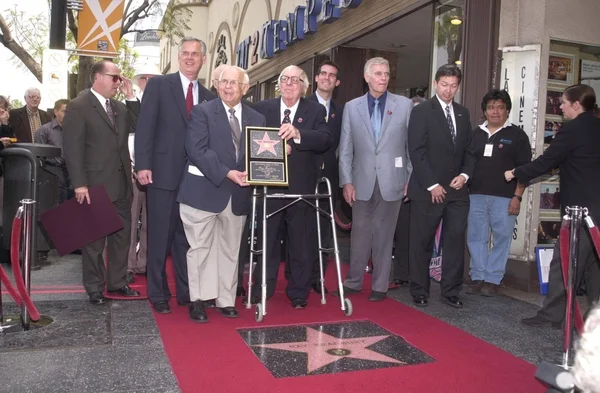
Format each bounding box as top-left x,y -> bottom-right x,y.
0,36 -> 598,333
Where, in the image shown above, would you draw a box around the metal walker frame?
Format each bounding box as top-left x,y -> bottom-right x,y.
245,177 -> 353,322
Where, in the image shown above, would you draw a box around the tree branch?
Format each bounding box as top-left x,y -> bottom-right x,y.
121,0 -> 150,35
67,9 -> 77,38
0,13 -> 42,82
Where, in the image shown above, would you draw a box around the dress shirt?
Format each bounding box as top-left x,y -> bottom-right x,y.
367,91 -> 387,120
426,95 -> 469,191
280,98 -> 301,144
179,72 -> 199,105
222,100 -> 243,128
315,91 -> 330,118
478,118 -> 512,137
90,88 -> 111,113
34,118 -> 65,166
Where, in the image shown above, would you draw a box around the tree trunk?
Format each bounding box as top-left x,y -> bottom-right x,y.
76,56 -> 94,95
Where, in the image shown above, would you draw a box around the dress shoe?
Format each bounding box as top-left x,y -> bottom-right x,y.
126,271 -> 135,284
89,292 -> 105,305
236,287 -> 246,297
291,298 -> 307,309
481,282 -> 499,297
177,299 -> 190,306
311,282 -> 328,295
242,295 -> 260,305
521,315 -> 562,329
332,285 -> 360,297
443,295 -> 463,308
413,295 -> 428,307
369,290 -> 387,301
189,301 -> 208,323
465,280 -> 484,295
202,299 -> 216,308
109,286 -> 140,297
218,306 -> 239,318
153,301 -> 171,314
389,279 -> 409,289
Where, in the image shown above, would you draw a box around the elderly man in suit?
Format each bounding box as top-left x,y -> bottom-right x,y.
337,57 -> 413,302
247,65 -> 332,309
135,37 -> 216,314
407,64 -> 476,309
9,87 -> 50,143
178,66 -> 265,322
307,60 -> 344,295
62,60 -> 140,304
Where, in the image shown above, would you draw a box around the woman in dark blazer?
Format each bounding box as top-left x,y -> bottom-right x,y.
505,84 -> 600,328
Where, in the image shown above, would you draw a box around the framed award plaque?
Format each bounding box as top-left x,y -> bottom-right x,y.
245,126 -> 289,186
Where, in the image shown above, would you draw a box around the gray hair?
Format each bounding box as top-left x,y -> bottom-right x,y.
220,65 -> 249,85
24,87 -> 41,99
573,303 -> 600,393
179,37 -> 207,56
278,65 -> 309,96
364,57 -> 390,76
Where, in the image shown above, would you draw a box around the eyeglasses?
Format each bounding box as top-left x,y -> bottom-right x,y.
27,95 -> 41,100
104,73 -> 122,83
372,71 -> 390,79
280,75 -> 304,85
218,79 -> 243,88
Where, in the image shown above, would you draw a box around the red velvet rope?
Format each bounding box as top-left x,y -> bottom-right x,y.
0,260 -> 22,306
585,216 -> 600,258
559,220 -> 584,335
9,215 -> 40,321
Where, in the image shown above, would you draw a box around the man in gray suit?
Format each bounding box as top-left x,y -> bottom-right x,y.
178,66 -> 266,322
62,60 -> 140,304
337,57 -> 413,301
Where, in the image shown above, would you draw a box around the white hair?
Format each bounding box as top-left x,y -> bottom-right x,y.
219,65 -> 249,85
278,65 -> 309,96
178,37 -> 206,56
24,87 -> 41,98
572,303 -> 600,393
364,57 -> 390,76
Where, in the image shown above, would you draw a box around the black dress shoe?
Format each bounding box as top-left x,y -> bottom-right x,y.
331,285 -> 360,297
521,315 -> 562,329
202,299 -> 216,308
126,271 -> 135,284
242,295 -> 260,305
291,298 -> 307,309
413,295 -> 428,307
389,279 -> 409,289
177,299 -> 190,306
236,287 -> 246,297
369,290 -> 387,302
153,301 -> 171,314
189,301 -> 208,323
311,282 -> 328,295
109,285 -> 140,297
89,292 -> 105,305
218,306 -> 239,318
443,295 -> 463,308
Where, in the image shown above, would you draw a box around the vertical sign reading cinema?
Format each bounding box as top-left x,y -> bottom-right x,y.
500,45 -> 541,259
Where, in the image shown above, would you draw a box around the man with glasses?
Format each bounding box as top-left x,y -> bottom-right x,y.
62,60 -> 139,304
135,37 -> 216,314
9,87 -> 50,143
177,66 -> 265,322
307,60 -> 344,295
246,65 -> 332,309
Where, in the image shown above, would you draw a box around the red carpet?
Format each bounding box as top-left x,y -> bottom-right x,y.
104,257 -> 177,300
153,265 -> 545,393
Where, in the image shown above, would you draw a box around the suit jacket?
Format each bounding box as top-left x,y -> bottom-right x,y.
306,93 -> 344,183
339,92 -> 413,202
407,96 -> 475,202
177,100 -> 266,215
253,98 -> 332,194
134,72 -> 216,191
62,91 -> 133,202
515,111 -> 600,220
9,106 -> 51,143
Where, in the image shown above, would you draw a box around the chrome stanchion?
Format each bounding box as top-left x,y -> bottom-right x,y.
19,199 -> 36,329
563,206 -> 582,369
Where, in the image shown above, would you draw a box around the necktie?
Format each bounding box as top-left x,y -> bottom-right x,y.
105,99 -> 115,129
282,108 -> 291,124
323,102 -> 328,123
445,105 -> 456,144
31,112 -> 41,142
228,108 -> 241,159
371,99 -> 381,143
186,82 -> 194,118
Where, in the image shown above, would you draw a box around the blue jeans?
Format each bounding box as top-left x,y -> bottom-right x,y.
467,194 -> 518,285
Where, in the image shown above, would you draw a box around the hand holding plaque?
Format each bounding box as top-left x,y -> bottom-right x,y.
245,126 -> 289,186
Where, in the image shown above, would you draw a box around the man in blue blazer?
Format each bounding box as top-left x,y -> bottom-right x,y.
135,37 -> 216,314
178,66 -> 265,322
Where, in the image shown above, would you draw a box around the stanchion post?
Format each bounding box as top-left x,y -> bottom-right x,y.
20,199 -> 36,329
563,205 -> 582,369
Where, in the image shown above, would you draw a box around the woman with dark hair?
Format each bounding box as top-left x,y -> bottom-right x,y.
0,95 -> 15,149
505,84 -> 600,328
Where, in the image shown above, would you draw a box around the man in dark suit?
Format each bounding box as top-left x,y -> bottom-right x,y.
135,37 -> 216,314
9,88 -> 50,143
178,66 -> 266,322
407,64 -> 476,309
62,60 -> 140,304
247,65 -> 332,309
306,60 -> 344,295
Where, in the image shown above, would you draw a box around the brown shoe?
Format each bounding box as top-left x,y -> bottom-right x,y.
481,282 -> 499,297
465,280 -> 484,295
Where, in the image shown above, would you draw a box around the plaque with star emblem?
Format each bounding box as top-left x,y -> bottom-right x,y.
245,126 -> 288,186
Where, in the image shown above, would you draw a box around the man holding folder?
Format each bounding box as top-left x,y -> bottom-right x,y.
63,60 -> 140,304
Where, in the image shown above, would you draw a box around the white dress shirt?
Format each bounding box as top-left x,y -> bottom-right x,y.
222,100 -> 243,130
280,98 -> 301,144
315,91 -> 330,118
179,72 -> 198,105
90,88 -> 111,113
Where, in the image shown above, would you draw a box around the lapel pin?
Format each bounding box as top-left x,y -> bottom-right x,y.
499,144 -> 504,148
331,113 -> 335,119
387,110 -> 392,115
298,118 -> 303,123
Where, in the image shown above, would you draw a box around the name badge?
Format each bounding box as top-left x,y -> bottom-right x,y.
484,144 -> 493,157
395,157 -> 403,168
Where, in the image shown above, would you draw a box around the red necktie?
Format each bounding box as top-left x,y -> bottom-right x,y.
186,82 -> 194,117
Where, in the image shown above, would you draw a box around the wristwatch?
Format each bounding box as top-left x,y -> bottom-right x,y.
513,194 -> 522,202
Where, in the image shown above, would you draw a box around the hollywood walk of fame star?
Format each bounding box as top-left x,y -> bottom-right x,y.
253,327 -> 405,373
254,132 -> 281,156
